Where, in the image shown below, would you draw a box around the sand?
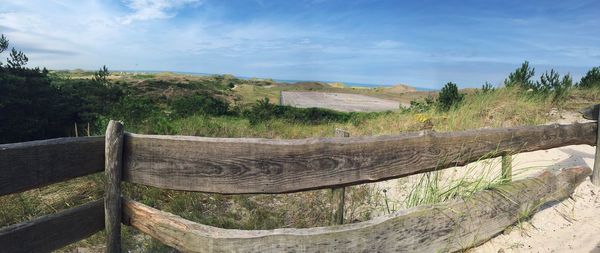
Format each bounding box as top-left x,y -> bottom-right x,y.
280,91 -> 403,112
366,110 -> 600,252
471,110 -> 600,252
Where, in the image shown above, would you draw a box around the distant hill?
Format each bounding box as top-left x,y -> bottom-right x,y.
274,81 -> 329,89
385,84 -> 418,93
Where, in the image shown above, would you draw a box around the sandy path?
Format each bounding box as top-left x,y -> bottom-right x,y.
280,91 -> 403,112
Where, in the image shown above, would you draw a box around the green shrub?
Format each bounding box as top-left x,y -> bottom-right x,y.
407,95 -> 435,112
110,95 -> 161,126
578,66 -> 600,88
504,61 -> 535,88
0,68 -> 77,143
0,34 -> 82,143
503,61 -> 573,103
169,94 -> 230,118
437,82 -> 464,111
480,82 -> 495,93
243,97 -> 361,125
531,69 -> 573,102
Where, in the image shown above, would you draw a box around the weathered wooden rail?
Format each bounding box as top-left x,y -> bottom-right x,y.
0,105 -> 598,252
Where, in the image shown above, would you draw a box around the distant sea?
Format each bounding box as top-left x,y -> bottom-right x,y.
117,70 -> 435,91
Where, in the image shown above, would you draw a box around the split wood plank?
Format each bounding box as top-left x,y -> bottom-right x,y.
122,122 -> 596,194
0,199 -> 104,253
122,166 -> 590,253
0,136 -> 104,196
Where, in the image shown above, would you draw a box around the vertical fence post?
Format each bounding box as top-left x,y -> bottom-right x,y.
105,120 -> 124,252
581,104 -> 600,186
279,90 -> 283,105
331,128 -> 349,225
501,153 -> 512,182
593,108 -> 600,186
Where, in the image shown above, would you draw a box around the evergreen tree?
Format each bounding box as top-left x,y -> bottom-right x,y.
504,61 -> 535,88
578,67 -> 600,88
437,82 -> 464,111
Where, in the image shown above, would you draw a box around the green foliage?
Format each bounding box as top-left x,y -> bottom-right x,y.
0,68 -> 77,143
480,82 -> 495,93
503,61 -> 573,103
578,66 -> 600,88
0,35 -> 7,59
242,97 -> 362,125
504,61 -> 535,88
408,95 -> 435,112
52,77 -> 124,127
0,34 -> 80,143
7,48 -> 28,69
437,82 -> 464,111
169,94 -> 230,118
110,95 -> 161,126
530,69 -> 573,102
93,65 -> 109,84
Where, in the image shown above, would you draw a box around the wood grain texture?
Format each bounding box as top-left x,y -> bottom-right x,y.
0,199 -> 104,253
330,128 -> 349,225
123,167 -> 590,253
593,108 -> 600,186
0,136 -> 104,196
123,122 -> 596,194
105,120 -> 124,253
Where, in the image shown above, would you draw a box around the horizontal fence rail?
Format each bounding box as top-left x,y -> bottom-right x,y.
0,199 -> 104,253
0,136 -> 105,196
122,167 -> 590,253
123,122 -> 596,194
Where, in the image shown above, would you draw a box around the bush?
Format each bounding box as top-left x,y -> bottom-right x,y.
437,82 -> 464,111
407,95 -> 435,112
503,61 -> 573,103
480,82 -> 495,93
504,61 -> 535,88
52,77 -> 124,125
0,68 -> 77,143
0,34 -> 82,143
110,95 -> 161,126
169,94 -> 230,118
578,66 -> 600,88
243,97 -> 358,125
531,69 -> 572,102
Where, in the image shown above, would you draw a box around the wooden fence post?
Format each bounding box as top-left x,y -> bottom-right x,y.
580,104 -> 600,186
331,129 -> 349,225
105,120 -> 124,252
593,108 -> 600,186
501,153 -> 512,182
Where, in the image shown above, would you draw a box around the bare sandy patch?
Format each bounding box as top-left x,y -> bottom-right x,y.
281,91 -> 404,112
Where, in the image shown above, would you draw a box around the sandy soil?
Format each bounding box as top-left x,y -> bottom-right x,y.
471,111 -> 600,253
366,110 -> 600,252
280,91 -> 405,112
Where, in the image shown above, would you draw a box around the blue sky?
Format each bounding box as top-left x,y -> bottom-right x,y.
1,0 -> 599,88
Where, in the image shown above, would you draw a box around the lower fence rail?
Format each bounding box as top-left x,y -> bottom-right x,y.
122,166 -> 590,253
0,199 -> 104,253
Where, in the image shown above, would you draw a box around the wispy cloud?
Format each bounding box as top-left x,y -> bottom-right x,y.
372,40 -> 402,49
120,0 -> 201,24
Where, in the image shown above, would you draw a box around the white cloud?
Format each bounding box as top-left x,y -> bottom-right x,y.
373,40 -> 402,49
120,0 -> 201,24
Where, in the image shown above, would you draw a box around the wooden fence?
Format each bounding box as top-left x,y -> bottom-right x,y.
0,104 -> 599,252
